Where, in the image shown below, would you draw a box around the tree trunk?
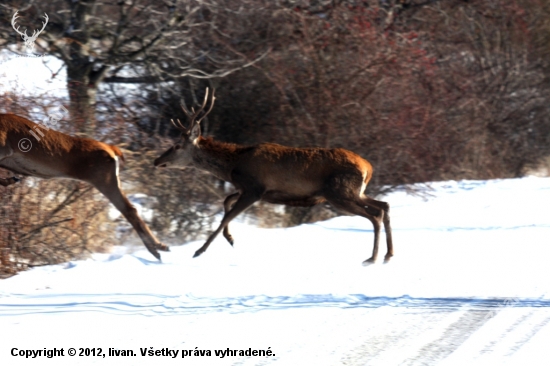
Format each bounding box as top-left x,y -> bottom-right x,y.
67,78 -> 97,137
65,0 -> 98,137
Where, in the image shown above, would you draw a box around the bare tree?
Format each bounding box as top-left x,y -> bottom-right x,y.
0,0 -> 266,136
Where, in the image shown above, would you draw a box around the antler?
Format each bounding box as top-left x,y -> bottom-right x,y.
11,12 -> 48,51
179,88 -> 216,131
170,118 -> 186,130
196,89 -> 216,125
11,11 -> 28,38
34,13 -> 48,38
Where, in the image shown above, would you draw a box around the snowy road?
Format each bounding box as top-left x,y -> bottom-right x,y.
1,177 -> 550,365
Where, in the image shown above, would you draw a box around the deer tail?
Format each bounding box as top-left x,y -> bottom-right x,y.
111,145 -> 125,163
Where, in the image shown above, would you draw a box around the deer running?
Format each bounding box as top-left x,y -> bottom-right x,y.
0,114 -> 169,260
154,89 -> 393,265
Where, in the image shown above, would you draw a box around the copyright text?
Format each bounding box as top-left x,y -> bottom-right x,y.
10,346 -> 276,359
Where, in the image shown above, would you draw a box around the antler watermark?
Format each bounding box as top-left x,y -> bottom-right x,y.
11,11 -> 48,52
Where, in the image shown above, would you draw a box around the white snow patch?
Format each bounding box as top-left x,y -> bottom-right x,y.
1,177 -> 550,365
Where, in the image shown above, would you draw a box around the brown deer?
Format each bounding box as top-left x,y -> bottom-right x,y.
154,89 -> 393,265
0,113 -> 169,260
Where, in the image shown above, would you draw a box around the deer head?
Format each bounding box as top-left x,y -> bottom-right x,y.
154,88 -> 215,169
11,11 -> 48,52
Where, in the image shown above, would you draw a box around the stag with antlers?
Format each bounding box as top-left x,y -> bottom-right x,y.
11,11 -> 48,52
154,89 -> 393,265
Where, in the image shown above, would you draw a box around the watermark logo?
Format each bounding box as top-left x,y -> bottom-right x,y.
19,106 -> 68,153
11,11 -> 48,52
18,138 -> 32,153
41,106 -> 66,130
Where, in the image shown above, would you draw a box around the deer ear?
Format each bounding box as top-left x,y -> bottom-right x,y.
190,122 -> 201,141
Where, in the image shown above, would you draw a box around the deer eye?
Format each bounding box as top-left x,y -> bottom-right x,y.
174,144 -> 182,150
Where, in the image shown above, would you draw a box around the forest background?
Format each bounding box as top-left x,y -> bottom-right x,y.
0,0 -> 549,276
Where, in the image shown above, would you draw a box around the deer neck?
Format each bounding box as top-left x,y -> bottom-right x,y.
191,137 -> 239,182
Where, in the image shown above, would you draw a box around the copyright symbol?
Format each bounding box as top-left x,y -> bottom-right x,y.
18,138 -> 32,153
68,348 -> 76,356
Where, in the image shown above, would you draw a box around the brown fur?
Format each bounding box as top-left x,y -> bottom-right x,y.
110,144 -> 125,162
0,114 -> 115,158
154,111 -> 394,265
0,113 -> 167,260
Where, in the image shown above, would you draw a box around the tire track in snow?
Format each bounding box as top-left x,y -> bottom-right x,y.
401,310 -> 489,365
503,312 -> 550,356
339,308 -> 550,365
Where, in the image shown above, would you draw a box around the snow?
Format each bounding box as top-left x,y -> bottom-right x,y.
1,176 -> 550,365
0,49 -> 66,98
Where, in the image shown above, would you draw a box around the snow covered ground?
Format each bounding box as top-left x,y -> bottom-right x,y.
0,49 -> 66,97
1,177 -> 550,365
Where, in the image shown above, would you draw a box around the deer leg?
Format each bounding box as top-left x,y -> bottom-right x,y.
90,164 -> 168,260
194,191 -> 259,258
96,182 -> 169,260
362,197 -> 393,263
222,192 -> 240,246
327,196 -> 383,265
355,202 -> 384,265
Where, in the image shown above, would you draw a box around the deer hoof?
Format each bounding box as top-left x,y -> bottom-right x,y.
193,249 -> 204,258
362,258 -> 376,266
149,250 -> 161,260
156,243 -> 170,252
223,233 -> 234,246
383,254 -> 393,264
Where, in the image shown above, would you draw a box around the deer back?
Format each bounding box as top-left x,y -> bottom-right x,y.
0,114 -> 123,180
